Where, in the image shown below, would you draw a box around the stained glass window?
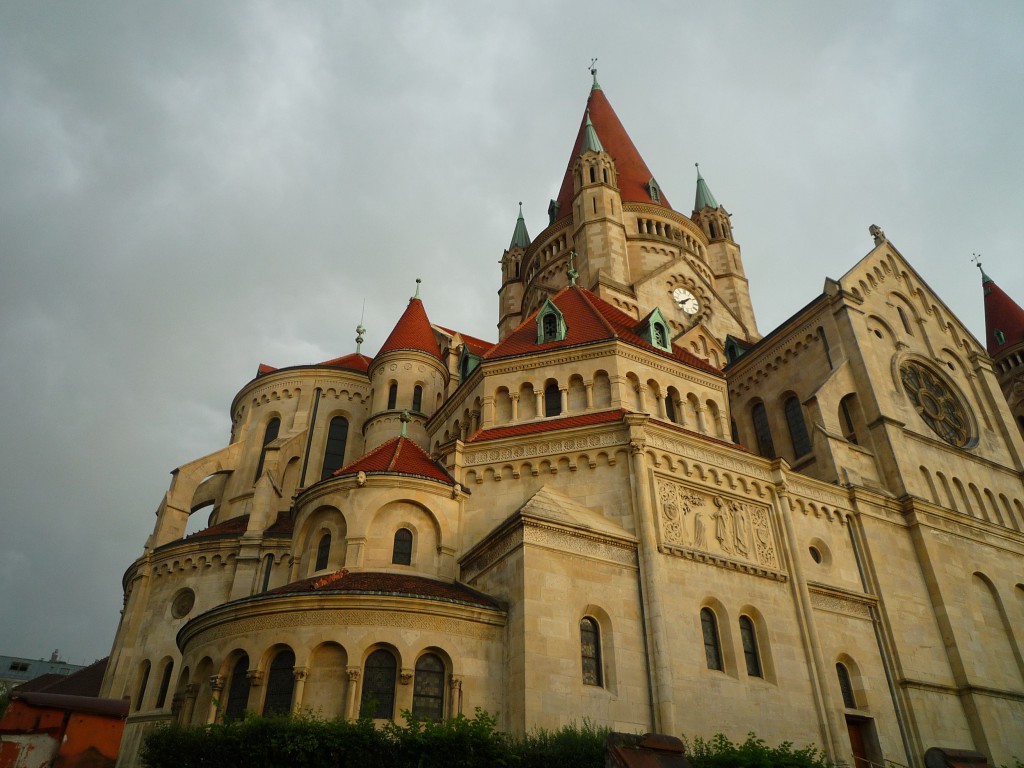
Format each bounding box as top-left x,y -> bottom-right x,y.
580,617 -> 602,686
739,616 -> 762,678
784,397 -> 811,457
837,663 -> 856,708
320,417 -> 349,479
412,653 -> 445,721
392,528 -> 413,565
224,655 -> 251,722
700,608 -> 722,671
360,649 -> 396,719
262,650 -> 295,716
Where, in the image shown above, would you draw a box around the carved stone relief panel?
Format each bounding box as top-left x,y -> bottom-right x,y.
655,476 -> 781,574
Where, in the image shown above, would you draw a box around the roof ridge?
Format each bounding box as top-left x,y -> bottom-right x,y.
574,285 -> 619,337
389,438 -> 404,471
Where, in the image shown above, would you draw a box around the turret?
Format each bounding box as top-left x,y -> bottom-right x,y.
979,261 -> 1024,439
498,203 -> 530,340
690,165 -> 759,341
365,280 -> 448,452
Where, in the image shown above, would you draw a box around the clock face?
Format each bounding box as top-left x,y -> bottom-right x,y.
672,287 -> 700,315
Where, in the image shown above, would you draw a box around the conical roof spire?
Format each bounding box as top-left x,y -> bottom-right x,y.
694,163 -> 719,211
509,202 -> 531,249
554,83 -> 670,216
376,280 -> 441,360
979,262 -> 1024,356
580,110 -> 605,154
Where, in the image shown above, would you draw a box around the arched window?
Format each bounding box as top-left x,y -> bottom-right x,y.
700,608 -> 723,671
224,655 -> 251,722
580,617 -> 602,686
665,396 -> 676,423
739,616 -> 762,678
589,166 -> 596,183
751,403 -> 775,458
387,383 -> 398,410
315,533 -> 331,571
543,313 -> 558,341
730,419 -> 740,444
602,168 -> 608,184
544,382 -> 562,417
709,221 -> 717,238
839,394 -> 859,445
392,528 -> 413,565
155,660 -> 174,709
837,662 -> 856,708
254,417 -> 280,482
260,554 -> 274,592
134,661 -> 150,711
412,385 -> 423,413
320,417 -> 349,480
784,396 -> 811,458
412,653 -> 446,721
262,649 -> 295,716
360,649 -> 397,719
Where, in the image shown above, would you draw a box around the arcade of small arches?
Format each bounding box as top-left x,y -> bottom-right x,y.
918,465 -> 1024,531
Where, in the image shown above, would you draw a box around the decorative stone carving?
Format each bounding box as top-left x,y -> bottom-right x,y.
293,666 -> 309,682
245,670 -> 263,687
209,674 -> 225,692
400,668 -> 413,685
464,432 -> 621,466
346,666 -> 361,683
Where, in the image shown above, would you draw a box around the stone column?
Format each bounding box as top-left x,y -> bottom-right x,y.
534,388 -> 544,416
635,384 -> 648,414
291,667 -> 309,714
654,392 -> 666,419
398,667 -> 415,715
481,396 -> 494,428
180,684 -> 197,726
344,667 -> 361,720
695,405 -> 709,434
560,387 -> 569,414
207,675 -> 225,724
448,677 -> 463,718
510,393 -> 519,421
584,380 -> 594,409
245,670 -> 264,714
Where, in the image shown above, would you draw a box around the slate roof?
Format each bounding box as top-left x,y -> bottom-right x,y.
377,297 -> 442,360
482,284 -> 721,374
982,271 -> 1024,356
14,658 -> 109,698
554,85 -> 670,217
470,409 -> 628,442
266,570 -> 500,609
333,436 -> 456,486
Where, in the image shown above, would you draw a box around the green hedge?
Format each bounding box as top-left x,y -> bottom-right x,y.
141,710 -> 829,768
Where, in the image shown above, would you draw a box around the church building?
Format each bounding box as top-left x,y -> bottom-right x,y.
100,71 -> 1024,767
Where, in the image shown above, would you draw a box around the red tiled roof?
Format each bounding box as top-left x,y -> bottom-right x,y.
318,352 -> 371,372
482,284 -> 720,374
266,570 -> 500,608
983,275 -> 1024,356
333,436 -> 455,485
470,409 -> 628,442
256,363 -> 277,376
265,510 -> 295,536
19,658 -> 109,698
10,691 -> 130,718
182,515 -> 250,541
555,86 -> 671,218
377,298 -> 441,360
437,326 -> 494,357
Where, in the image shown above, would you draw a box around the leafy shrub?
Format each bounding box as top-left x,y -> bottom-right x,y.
684,732 -> 833,768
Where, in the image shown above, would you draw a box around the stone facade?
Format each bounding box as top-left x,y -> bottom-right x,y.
100,78 -> 1024,768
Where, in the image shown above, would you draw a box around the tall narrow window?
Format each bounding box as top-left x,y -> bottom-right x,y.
580,617 -> 602,686
392,528 -> 413,565
262,649 -> 295,716
700,608 -> 723,671
839,394 -> 859,445
135,661 -> 150,711
665,396 -> 676,423
254,417 -> 280,482
155,661 -> 173,709
739,616 -> 762,678
730,419 -> 740,444
412,385 -> 423,412
819,327 -> 833,370
544,382 -> 562,417
751,403 -> 775,458
412,653 -> 445,721
315,533 -> 331,571
784,396 -> 811,457
837,663 -> 857,708
320,417 -> 349,480
224,655 -> 251,722
360,649 -> 397,719
387,383 -> 398,410
261,554 -> 274,592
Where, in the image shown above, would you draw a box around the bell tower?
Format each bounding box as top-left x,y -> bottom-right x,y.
498,203 -> 530,340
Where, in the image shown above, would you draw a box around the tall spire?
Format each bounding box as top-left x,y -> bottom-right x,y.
580,110 -> 604,154
376,286 -> 441,360
509,202 -> 531,249
979,262 -> 1024,356
694,163 -> 719,211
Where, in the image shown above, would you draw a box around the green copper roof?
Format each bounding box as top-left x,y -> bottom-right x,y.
580,110 -> 605,154
975,259 -> 993,284
509,202 -> 531,249
694,163 -> 719,211
590,62 -> 601,91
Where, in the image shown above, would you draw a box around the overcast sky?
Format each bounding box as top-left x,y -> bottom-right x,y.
1,1 -> 1022,666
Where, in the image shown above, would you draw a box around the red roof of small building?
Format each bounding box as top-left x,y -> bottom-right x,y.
377,298 -> 442,360
554,85 -> 671,218
470,409 -> 628,442
982,273 -> 1024,356
318,352 -> 372,372
333,436 -> 455,485
266,570 -> 500,608
482,284 -> 720,374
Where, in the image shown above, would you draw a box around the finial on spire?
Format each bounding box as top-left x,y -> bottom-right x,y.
695,162 -> 703,179
568,251 -> 579,286
413,278 -> 422,299
400,409 -> 411,437
589,58 -> 601,90
972,253 -> 991,283
355,304 -> 367,355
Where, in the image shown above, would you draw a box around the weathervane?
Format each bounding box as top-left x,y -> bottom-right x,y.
568,250 -> 579,286
590,58 -> 599,89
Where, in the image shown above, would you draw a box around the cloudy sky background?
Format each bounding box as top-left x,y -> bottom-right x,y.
2,1 -> 1022,665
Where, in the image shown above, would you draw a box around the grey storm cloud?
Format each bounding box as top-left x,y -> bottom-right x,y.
1,0 -> 1022,664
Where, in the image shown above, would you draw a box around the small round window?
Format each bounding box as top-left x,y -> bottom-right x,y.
171,588 -> 196,619
809,546 -> 822,564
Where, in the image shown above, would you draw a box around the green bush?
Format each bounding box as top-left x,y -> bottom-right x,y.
684,732 -> 833,768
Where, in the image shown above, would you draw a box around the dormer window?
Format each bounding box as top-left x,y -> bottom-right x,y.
459,348 -> 481,382
536,298 -> 568,344
647,178 -> 661,203
638,307 -> 673,353
994,329 -> 1006,344
548,199 -> 560,225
